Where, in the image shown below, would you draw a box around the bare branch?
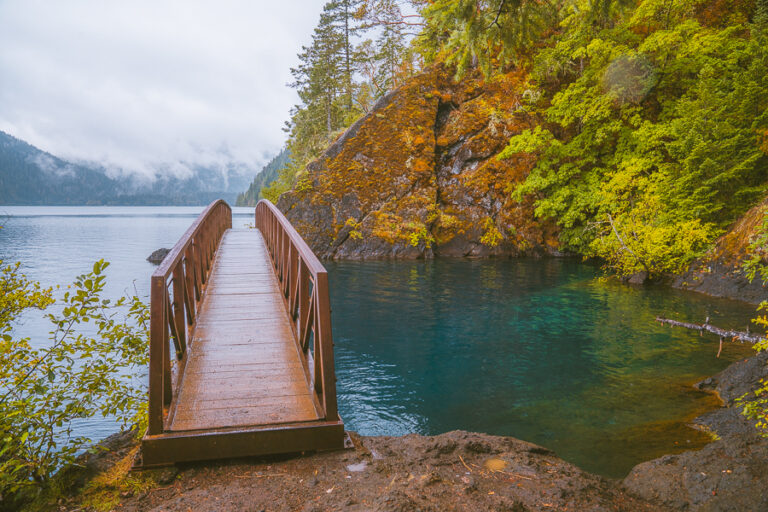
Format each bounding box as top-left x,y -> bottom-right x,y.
607,213 -> 649,273
488,0 -> 507,29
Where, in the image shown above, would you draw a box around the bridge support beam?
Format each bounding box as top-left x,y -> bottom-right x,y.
137,420 -> 345,468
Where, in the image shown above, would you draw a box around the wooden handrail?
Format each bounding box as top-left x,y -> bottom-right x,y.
255,200 -> 339,421
147,200 -> 232,435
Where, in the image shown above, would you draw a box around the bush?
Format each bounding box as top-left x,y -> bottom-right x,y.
0,260 -> 148,503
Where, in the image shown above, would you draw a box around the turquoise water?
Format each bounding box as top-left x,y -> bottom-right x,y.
0,207 -> 759,478
327,260 -> 757,477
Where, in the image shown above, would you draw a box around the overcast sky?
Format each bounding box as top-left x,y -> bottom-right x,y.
0,0 -> 324,179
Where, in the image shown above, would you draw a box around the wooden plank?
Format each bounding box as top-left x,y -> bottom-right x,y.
171,405 -> 318,431
139,420 -> 345,467
168,228 -> 318,434
184,359 -> 304,374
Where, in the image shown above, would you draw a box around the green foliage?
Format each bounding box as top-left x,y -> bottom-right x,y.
498,0 -> 768,277
0,260 -> 148,502
417,0 -> 561,77
739,211 -> 768,435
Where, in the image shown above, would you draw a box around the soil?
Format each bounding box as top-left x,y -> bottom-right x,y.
43,350 -> 765,512
59,431 -> 661,512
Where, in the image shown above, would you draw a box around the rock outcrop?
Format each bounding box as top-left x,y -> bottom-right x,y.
278,65 -> 559,259
622,351 -> 768,510
671,198 -> 768,304
146,248 -> 170,265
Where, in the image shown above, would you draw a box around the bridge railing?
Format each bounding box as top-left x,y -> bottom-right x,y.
147,200 -> 232,435
255,200 -> 339,421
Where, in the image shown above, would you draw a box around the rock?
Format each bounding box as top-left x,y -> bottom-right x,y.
703,351 -> 768,405
623,433 -> 768,511
626,271 -> 648,285
623,349 -> 768,511
156,466 -> 179,485
670,196 -> 768,304
147,248 -> 170,265
278,65 -> 559,260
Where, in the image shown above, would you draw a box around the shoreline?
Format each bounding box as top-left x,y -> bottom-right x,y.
39,348 -> 766,512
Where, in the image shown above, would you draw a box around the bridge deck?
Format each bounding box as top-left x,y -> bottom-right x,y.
168,229 -> 319,431
139,200 -> 343,468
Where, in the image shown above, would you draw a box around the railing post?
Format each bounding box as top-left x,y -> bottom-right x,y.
183,249 -> 196,325
298,263 -> 309,340
148,275 -> 166,435
315,271 -> 338,420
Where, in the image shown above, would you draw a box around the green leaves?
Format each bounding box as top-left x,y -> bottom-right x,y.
498,0 -> 768,277
0,260 -> 149,500
418,0 -> 561,77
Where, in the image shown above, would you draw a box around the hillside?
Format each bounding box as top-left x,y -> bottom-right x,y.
0,131 -> 118,205
276,0 -> 768,277
235,148 -> 289,206
0,131 -> 255,206
279,65 -> 558,258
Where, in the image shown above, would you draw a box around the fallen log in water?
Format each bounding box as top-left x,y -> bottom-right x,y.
656,317 -> 763,344
656,316 -> 764,358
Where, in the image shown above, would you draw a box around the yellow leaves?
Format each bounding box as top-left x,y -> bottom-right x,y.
344,217 -> 363,241
759,129 -> 768,156
406,221 -> 434,248
480,217 -> 504,247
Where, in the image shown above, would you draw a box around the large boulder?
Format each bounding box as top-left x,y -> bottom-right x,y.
278,65 -> 559,259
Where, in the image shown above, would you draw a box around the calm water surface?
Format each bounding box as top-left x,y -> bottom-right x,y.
0,207 -> 758,478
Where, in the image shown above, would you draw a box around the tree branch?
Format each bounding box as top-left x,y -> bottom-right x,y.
607,213 -> 649,273
488,0 -> 507,29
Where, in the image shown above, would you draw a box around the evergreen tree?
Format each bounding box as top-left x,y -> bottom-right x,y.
418,0 -> 561,77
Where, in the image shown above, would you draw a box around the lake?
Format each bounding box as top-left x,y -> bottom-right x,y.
0,206 -> 758,478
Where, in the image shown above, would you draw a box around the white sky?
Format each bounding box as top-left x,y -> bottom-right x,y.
0,0 -> 324,179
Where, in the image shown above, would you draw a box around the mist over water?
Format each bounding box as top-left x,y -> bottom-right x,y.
0,207 -> 758,477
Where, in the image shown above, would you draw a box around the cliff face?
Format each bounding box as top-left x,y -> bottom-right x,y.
277,65 -> 559,259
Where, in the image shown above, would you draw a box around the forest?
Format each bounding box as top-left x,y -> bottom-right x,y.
249,0 -> 768,279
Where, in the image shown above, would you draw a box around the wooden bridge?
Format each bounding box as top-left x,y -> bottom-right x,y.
137,200 -> 344,467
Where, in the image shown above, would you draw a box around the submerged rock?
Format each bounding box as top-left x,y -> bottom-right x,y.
626,271 -> 648,285
623,433 -> 768,511
147,248 -> 170,265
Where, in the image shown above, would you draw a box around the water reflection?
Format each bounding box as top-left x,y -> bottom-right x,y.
327,259 -> 756,478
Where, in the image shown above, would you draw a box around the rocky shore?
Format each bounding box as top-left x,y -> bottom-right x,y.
622,350 -> 768,510
42,347 -> 765,512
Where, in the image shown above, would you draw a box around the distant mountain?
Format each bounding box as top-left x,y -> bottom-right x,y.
235,148 -> 289,206
0,131 -> 119,204
0,130 -> 257,205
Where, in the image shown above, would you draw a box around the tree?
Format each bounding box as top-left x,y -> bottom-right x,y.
268,0 -> 420,201
418,0 -> 561,77
499,0 -> 768,278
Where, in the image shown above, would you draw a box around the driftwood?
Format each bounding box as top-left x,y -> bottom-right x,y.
656,317 -> 763,344
656,316 -> 763,358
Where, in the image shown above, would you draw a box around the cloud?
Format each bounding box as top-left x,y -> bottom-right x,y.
0,0 -> 323,179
